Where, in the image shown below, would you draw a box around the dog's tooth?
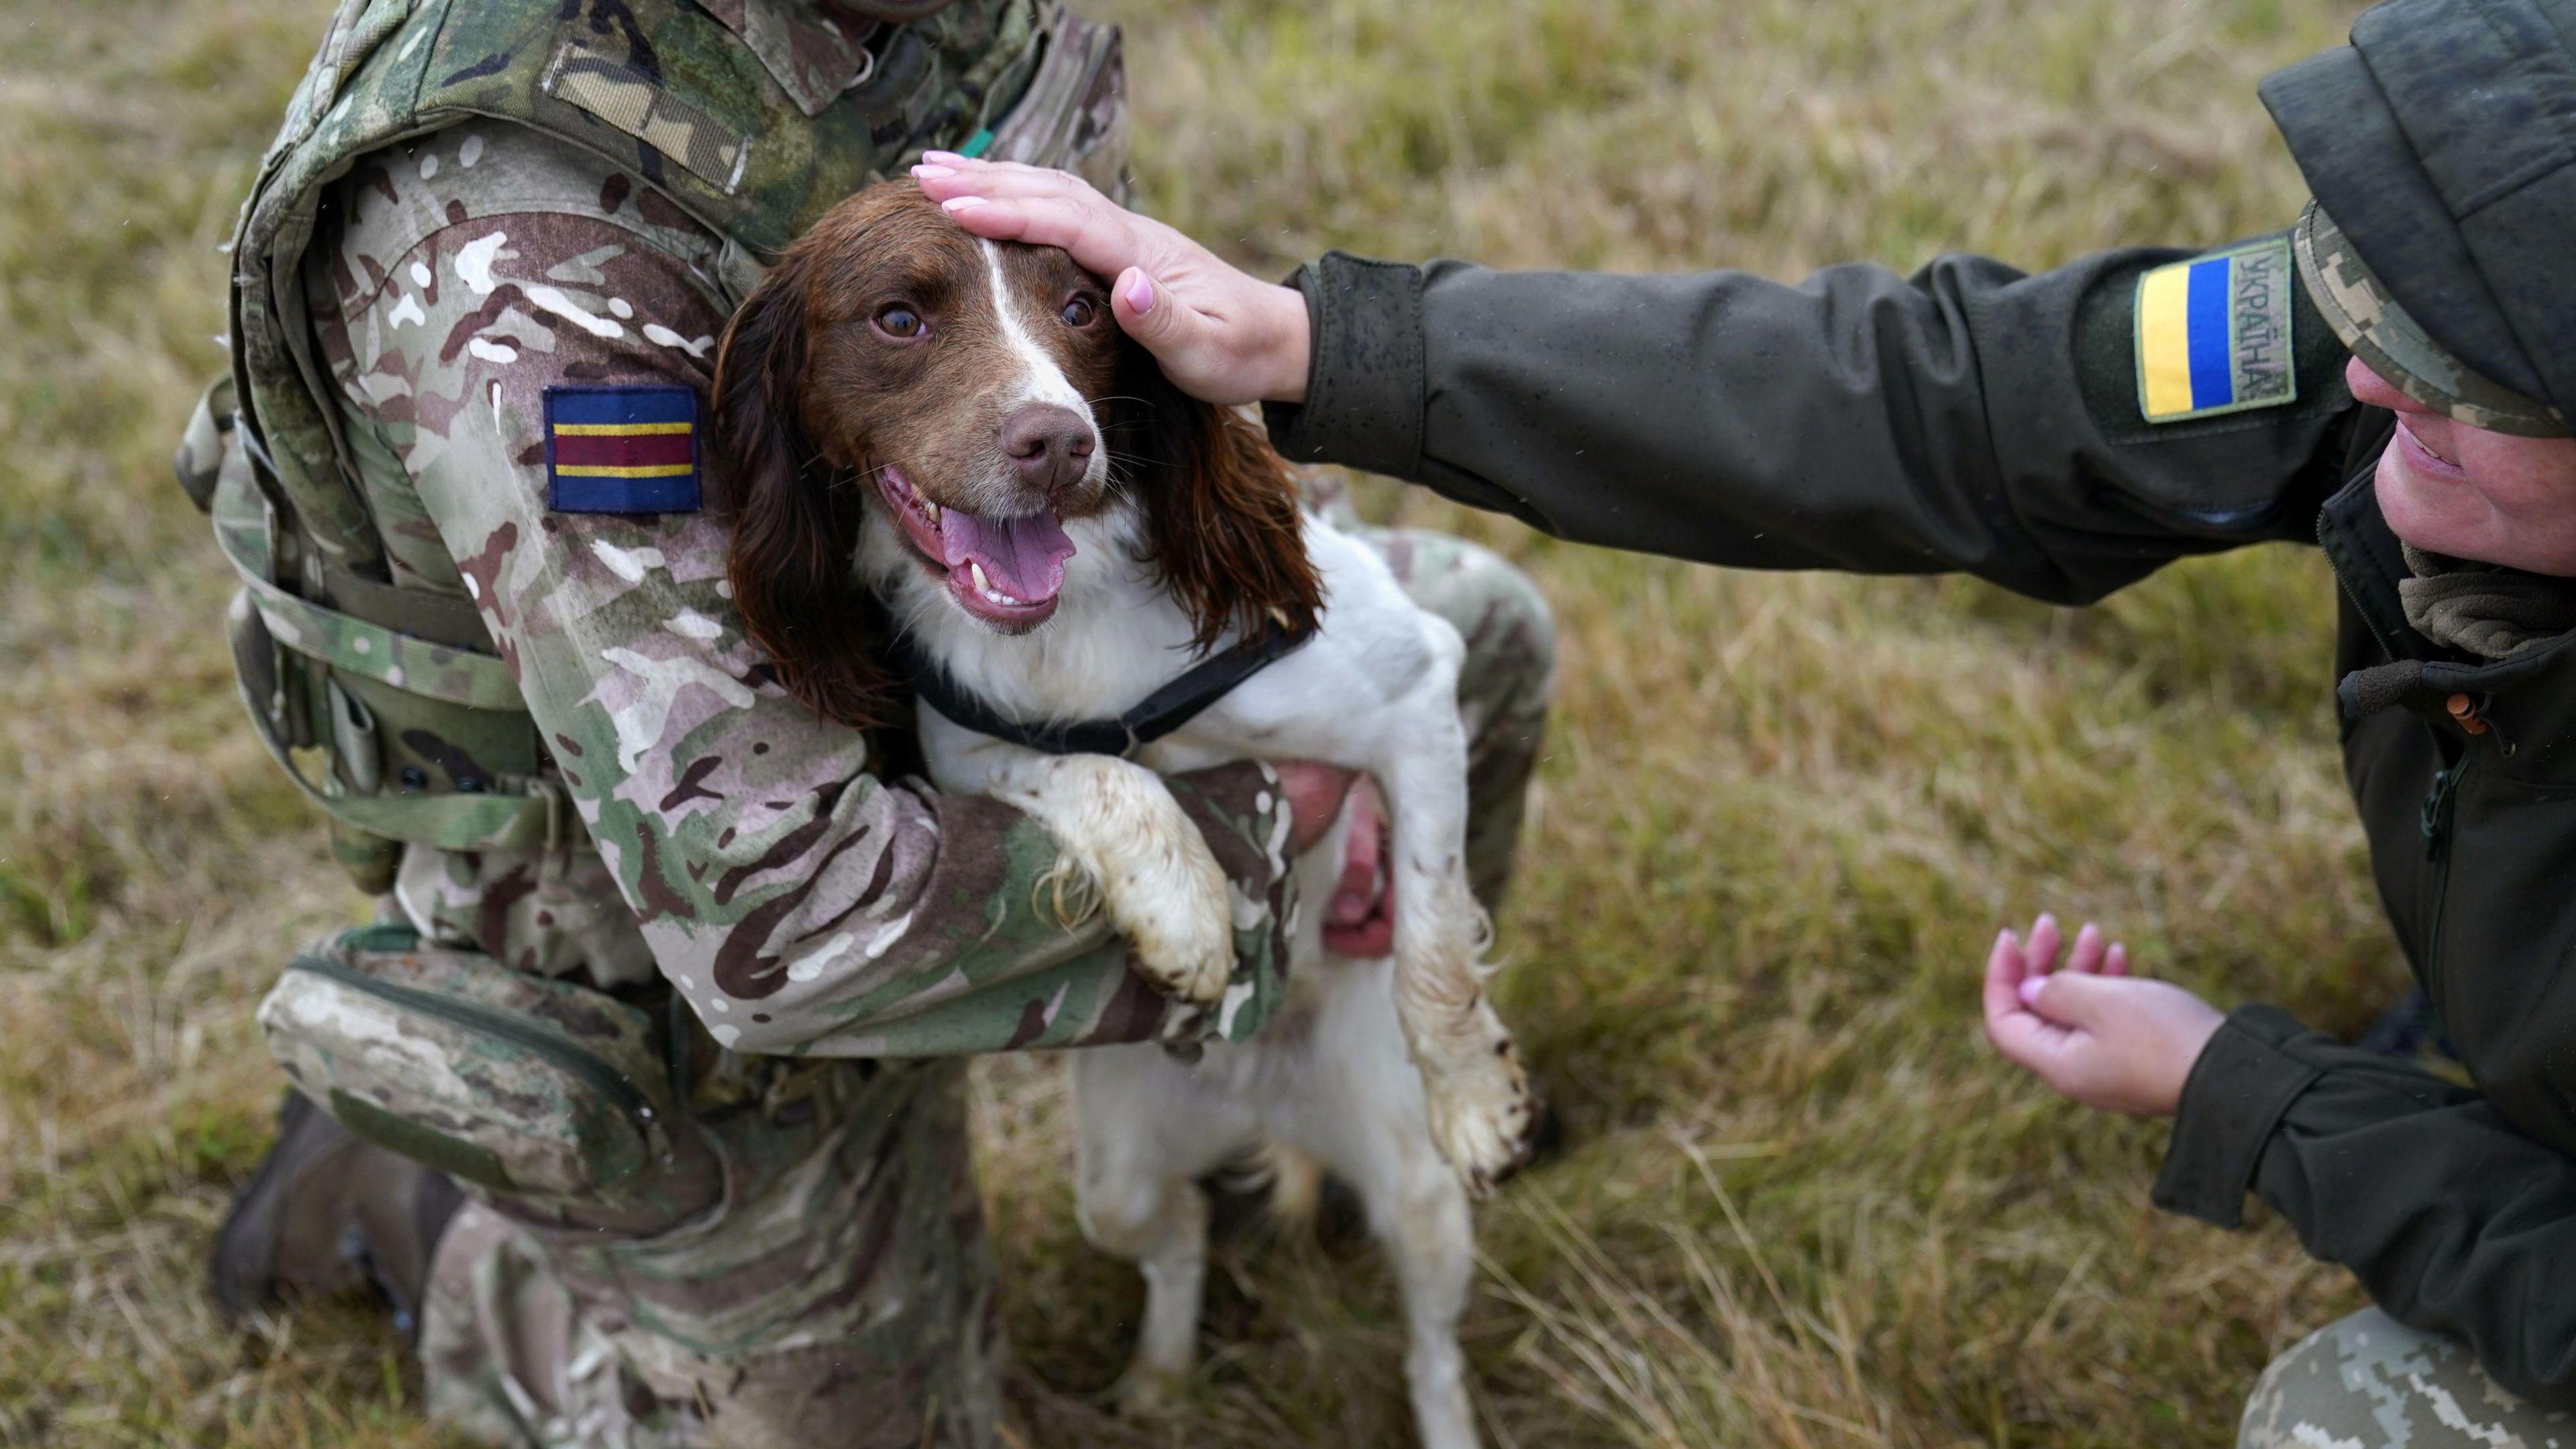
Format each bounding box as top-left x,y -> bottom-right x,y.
922,499 -> 940,525
969,559 -> 990,592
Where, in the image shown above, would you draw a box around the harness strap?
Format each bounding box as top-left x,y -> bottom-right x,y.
211,486 -> 524,712
320,560 -> 498,654
887,619 -> 1317,757
226,588 -> 567,853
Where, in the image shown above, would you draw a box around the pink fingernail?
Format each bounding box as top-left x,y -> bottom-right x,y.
1994,928 -> 2012,952
2019,976 -> 2045,1007
922,150 -> 965,164
912,163 -> 956,179
1124,270 -> 1155,315
942,196 -> 988,212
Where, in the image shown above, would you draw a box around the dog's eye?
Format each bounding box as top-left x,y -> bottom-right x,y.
1059,296 -> 1097,328
873,305 -> 924,339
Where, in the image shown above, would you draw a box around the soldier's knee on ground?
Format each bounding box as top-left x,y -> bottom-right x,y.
2240,1309 -> 2572,1449
416,1060 -> 1005,1449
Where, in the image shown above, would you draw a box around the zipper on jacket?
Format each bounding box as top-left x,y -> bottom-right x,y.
2420,763 -> 2461,859
286,953 -> 661,1135
2419,761 -> 2466,993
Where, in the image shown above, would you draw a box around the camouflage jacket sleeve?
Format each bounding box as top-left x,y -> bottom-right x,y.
306,125 -> 1291,1056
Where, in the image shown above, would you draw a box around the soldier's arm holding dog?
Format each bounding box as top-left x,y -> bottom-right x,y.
309,131 -> 1323,1057
918,156 -> 2361,606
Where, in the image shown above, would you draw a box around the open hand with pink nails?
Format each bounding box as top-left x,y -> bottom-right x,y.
908,154 -> 1313,407
1980,914 -> 2225,1117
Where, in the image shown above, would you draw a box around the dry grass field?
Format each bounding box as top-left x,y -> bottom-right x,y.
1,0 -> 2392,1444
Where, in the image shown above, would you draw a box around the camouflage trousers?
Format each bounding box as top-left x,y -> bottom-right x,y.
411,527 -> 1555,1448
2241,1309 -> 2574,1449
421,1059 -> 998,1449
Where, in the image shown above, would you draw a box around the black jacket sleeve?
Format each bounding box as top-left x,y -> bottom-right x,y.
1266,242 -> 2360,604
2155,1005 -> 2576,1410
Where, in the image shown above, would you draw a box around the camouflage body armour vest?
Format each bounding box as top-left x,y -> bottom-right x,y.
182,0 -> 1128,890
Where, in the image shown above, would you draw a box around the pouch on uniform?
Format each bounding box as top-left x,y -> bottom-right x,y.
258,924 -> 679,1204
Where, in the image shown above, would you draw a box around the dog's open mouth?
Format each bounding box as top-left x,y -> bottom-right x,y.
871,464 -> 1076,629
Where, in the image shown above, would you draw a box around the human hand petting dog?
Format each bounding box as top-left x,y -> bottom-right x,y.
1981,914 -> 2224,1116
911,154 -> 1313,406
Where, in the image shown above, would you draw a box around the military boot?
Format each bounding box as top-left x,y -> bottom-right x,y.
210,1088 -> 464,1334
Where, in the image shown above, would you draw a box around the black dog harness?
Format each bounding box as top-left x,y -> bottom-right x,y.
884,620 -> 1318,758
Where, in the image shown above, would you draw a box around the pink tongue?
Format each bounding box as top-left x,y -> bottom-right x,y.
939,507 -> 1077,602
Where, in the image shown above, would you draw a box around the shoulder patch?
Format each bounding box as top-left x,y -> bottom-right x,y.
2134,236 -> 2298,424
543,384 -> 702,514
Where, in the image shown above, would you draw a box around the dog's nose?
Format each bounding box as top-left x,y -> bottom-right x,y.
1000,403 -> 1096,498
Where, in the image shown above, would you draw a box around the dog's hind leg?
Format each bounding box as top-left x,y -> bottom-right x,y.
1304,960 -> 1484,1449
1091,1173 -> 1208,1413
1071,1045 -> 1242,1413
1377,1145 -> 1479,1449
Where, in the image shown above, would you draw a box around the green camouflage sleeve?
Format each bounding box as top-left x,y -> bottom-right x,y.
307,125 -> 1291,1056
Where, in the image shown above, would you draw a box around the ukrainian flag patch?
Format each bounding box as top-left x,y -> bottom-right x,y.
543,384 -> 702,514
2133,236 -> 2297,424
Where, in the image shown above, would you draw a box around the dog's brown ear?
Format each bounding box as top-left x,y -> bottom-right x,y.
710,258 -> 901,729
1117,341 -> 1324,653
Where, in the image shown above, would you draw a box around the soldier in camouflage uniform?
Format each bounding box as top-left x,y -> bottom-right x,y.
197,3 -> 1554,1446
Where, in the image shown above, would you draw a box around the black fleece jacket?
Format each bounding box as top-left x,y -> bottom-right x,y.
1264,240 -> 2576,1409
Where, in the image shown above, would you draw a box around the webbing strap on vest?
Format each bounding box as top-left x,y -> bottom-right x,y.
213,500 -> 523,712
321,560 -> 496,653
223,637 -> 566,853
210,460 -> 563,853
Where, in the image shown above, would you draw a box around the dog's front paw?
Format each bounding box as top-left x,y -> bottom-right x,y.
1094,815 -> 1236,1006
1109,865 -> 1234,1006
1008,757 -> 1238,1006
1420,1027 -> 1544,1199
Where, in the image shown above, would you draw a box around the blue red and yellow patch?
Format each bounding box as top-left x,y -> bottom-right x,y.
543,384 -> 702,513
2133,236 -> 2298,425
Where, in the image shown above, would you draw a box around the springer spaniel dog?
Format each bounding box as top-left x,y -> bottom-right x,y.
709,181 -> 1537,1447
